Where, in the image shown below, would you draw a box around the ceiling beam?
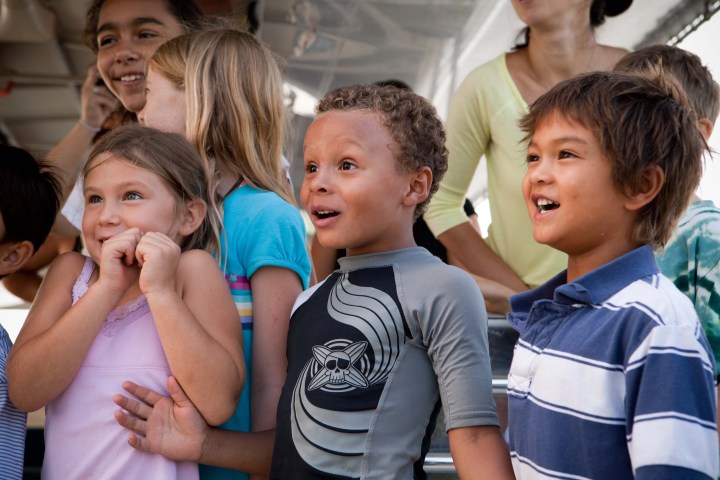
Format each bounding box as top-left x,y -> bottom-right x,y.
636,0 -> 720,47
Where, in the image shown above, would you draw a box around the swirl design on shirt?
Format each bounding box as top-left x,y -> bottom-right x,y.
289,273 -> 405,476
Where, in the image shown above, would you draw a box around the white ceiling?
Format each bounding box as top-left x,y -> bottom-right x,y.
0,0 -> 707,162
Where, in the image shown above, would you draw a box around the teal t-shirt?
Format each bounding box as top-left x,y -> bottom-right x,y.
656,199 -> 720,374
201,185 -> 311,480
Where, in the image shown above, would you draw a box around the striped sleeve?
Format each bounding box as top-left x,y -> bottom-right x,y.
1,327 -> 27,480
626,324 -> 718,479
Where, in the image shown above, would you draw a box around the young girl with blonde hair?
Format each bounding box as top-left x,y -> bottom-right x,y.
8,125 -> 245,479
139,28 -> 311,479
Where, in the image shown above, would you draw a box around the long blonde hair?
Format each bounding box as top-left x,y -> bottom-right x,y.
185,29 -> 292,202
150,28 -> 294,263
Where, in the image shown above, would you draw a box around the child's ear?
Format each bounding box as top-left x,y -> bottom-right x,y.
0,240 -> 35,277
178,198 -> 207,237
699,117 -> 714,141
402,166 -> 432,208
625,165 -> 664,212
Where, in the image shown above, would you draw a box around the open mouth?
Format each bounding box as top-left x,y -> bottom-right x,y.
314,210 -> 339,220
537,198 -> 559,214
115,73 -> 144,84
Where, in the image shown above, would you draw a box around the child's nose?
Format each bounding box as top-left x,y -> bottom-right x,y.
98,203 -> 121,225
113,40 -> 141,65
527,159 -> 553,184
307,169 -> 331,193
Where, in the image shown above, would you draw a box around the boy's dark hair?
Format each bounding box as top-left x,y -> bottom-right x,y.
373,79 -> 412,91
83,0 -> 203,53
519,70 -> 705,249
316,84 -> 448,219
614,44 -> 720,126
0,146 -> 61,252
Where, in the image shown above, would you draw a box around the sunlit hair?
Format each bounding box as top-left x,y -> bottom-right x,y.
184,29 -> 293,203
149,27 -> 293,264
83,0 -> 203,53
519,70 -> 706,249
84,125 -> 220,254
614,44 -> 720,127
147,31 -> 190,90
316,84 -> 448,219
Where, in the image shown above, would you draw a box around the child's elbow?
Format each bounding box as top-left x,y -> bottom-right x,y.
8,384 -> 43,413
204,383 -> 242,426
203,397 -> 239,426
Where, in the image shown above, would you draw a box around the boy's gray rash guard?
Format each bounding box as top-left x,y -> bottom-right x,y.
270,247 -> 498,479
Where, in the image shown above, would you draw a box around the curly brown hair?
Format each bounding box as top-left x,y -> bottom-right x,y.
519,70 -> 706,249
316,84 -> 448,218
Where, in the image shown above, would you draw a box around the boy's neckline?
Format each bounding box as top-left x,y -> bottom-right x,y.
337,246 -> 429,270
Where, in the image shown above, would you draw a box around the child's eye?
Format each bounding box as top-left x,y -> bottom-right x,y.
87,195 -> 102,204
305,164 -> 318,174
124,192 -> 142,201
97,35 -> 116,48
526,153 -> 540,163
138,31 -> 160,40
339,161 -> 355,170
559,150 -> 577,159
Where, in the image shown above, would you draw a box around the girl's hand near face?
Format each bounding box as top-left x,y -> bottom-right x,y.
135,231 -> 181,297
80,65 -> 119,131
97,227 -> 143,297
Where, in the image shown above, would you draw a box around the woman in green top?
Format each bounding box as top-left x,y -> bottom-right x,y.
424,0 -> 632,293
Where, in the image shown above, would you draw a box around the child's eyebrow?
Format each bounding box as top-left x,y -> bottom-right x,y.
84,179 -> 152,193
96,17 -> 166,35
529,135 -> 589,148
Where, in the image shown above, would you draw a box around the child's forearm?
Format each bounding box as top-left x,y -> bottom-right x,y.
449,426 -> 515,479
146,288 -> 244,425
250,381 -> 284,433
200,428 -> 275,475
8,279 -> 121,411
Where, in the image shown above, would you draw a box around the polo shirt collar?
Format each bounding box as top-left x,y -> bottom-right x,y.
510,245 -> 659,312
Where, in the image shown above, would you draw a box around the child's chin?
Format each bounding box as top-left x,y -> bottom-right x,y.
316,237 -> 345,250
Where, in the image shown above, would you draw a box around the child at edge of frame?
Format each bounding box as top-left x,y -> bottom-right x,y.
112,84 -> 516,479
505,69 -> 718,479
0,145 -> 61,480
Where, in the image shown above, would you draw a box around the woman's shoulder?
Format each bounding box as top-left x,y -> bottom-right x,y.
455,53 -> 515,103
596,45 -> 630,70
463,53 -> 508,82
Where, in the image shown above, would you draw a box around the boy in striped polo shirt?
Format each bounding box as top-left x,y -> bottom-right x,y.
0,146 -> 60,479
507,70 -> 718,479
